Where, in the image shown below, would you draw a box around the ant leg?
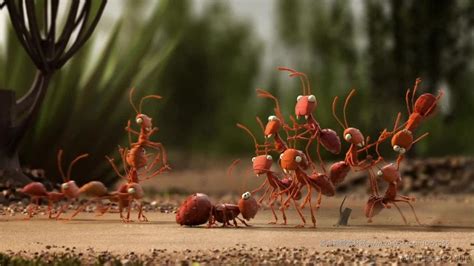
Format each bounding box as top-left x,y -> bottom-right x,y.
279,194 -> 287,225
392,202 -> 408,225
236,217 -> 250,227
105,156 -> 125,179
55,200 -> 71,220
397,200 -> 422,225
138,202 -> 148,222
232,217 -> 239,228
315,136 -> 327,173
68,200 -> 90,220
146,142 -> 168,165
305,183 -> 317,227
258,186 -> 271,204
268,192 -> 278,224
251,179 -> 268,195
292,199 -> 306,228
367,169 -> 379,196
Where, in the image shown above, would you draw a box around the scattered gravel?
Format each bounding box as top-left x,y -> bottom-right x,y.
0,244 -> 471,265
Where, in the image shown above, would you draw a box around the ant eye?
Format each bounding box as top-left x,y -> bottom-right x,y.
266,155 -> 272,161
297,95 -> 303,101
308,95 -> 316,102
399,148 -> 406,154
252,157 -> 256,162
344,134 -> 352,141
61,183 -> 69,189
377,170 -> 383,177
295,155 -> 302,163
268,115 -> 278,121
241,192 -> 251,200
136,117 -> 143,124
393,145 -> 401,152
279,154 -> 284,160
127,187 -> 136,194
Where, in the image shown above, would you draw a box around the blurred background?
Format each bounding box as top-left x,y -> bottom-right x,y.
1,0 -> 473,194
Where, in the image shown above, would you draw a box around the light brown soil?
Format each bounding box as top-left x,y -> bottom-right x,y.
1,195 -> 473,256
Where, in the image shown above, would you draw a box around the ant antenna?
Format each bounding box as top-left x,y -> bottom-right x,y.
255,116 -> 265,134
343,89 -> 356,128
405,88 -> 412,115
332,96 -> 345,130
57,149 -> 66,182
277,66 -> 311,95
411,78 -> 422,113
413,132 -> 429,144
66,153 -> 89,182
139,94 -> 162,114
129,88 -> 139,114
256,88 -> 284,121
227,159 -> 241,177
237,123 -> 266,155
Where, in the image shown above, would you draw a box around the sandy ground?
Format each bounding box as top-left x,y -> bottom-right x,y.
1,196 -> 473,255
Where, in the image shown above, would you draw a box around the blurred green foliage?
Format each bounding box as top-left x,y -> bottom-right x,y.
0,0 -> 473,186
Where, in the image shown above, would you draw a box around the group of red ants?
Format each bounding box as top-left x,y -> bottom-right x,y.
19,88 -> 170,222
18,66 -> 442,228
177,67 -> 442,228
232,67 -> 442,227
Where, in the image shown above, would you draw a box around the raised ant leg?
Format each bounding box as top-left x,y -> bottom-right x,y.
68,200 -> 90,220
105,156 -> 126,179
251,179 -> 268,194
145,141 -> 169,166
391,202 -> 408,225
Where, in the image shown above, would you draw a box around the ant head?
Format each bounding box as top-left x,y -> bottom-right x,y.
57,149 -> 88,198
343,127 -> 365,147
376,163 -> 401,183
135,114 -> 152,131
127,183 -> 144,199
264,115 -> 281,138
295,94 -> 317,118
391,129 -> 413,155
277,67 -> 316,118
333,89 -> 366,147
238,191 -> 259,220
129,87 -> 162,127
279,149 -> 305,171
252,154 -> 273,175
60,180 -> 80,198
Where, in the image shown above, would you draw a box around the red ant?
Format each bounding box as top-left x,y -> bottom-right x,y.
382,79 -> 443,166
361,132 -> 421,225
106,146 -> 167,222
125,88 -> 170,172
176,192 -> 259,227
237,122 -> 300,225
19,182 -> 64,219
330,89 -> 381,195
277,67 -> 341,172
